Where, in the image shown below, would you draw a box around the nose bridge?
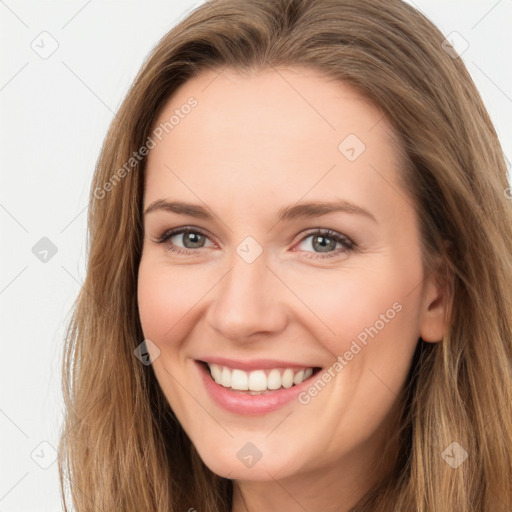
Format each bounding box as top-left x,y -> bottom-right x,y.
206,243 -> 286,340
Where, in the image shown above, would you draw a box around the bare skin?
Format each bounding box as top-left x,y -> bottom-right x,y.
137,67 -> 449,512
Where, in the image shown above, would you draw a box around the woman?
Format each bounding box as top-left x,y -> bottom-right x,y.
58,0 -> 512,510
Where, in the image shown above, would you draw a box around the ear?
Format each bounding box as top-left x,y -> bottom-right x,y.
419,255 -> 453,343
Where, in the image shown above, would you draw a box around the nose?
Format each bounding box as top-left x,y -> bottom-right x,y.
205,249 -> 288,342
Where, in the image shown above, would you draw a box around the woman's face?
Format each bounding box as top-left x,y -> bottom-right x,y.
137,67 -> 446,483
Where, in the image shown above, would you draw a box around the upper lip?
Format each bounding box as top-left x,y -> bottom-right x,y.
196,357 -> 321,371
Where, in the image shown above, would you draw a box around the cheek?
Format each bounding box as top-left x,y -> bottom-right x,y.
137,266 -> 173,341
137,257 -> 199,411
289,265 -> 421,446
137,257 -> 203,343
290,263 -> 418,352
290,260 -> 422,417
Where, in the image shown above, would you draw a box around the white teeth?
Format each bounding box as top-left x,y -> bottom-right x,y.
206,363 -> 316,391
281,369 -> 294,388
248,370 -> 267,391
221,366 -> 231,388
210,364 -> 221,382
267,369 -> 281,390
231,369 -> 248,390
293,369 -> 305,385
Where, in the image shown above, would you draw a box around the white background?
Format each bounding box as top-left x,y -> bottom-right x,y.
1,1 -> 511,510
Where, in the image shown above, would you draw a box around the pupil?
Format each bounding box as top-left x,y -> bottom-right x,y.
313,235 -> 335,253
184,232 -> 204,248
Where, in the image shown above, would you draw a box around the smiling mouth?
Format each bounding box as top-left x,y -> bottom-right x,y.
199,361 -> 322,395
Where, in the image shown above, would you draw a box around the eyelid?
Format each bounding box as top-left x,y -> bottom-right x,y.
153,225 -> 216,248
292,228 -> 355,259
293,227 -> 352,245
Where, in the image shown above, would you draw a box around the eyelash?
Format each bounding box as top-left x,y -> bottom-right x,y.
154,226 -> 357,260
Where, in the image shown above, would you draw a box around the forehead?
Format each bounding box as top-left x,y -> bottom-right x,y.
144,67 -> 406,224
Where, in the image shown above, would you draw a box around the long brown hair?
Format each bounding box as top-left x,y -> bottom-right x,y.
58,0 -> 512,510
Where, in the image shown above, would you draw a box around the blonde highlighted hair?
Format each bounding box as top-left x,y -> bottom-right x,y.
59,0 -> 512,510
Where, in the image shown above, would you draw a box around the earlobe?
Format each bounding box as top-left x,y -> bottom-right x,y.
419,258 -> 453,343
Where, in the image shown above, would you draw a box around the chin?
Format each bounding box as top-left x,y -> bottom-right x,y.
193,440 -> 305,481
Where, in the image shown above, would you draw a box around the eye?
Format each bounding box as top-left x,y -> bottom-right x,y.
154,226 -> 215,255
153,226 -> 357,260
294,229 -> 356,259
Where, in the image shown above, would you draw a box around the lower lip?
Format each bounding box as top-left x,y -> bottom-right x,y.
195,361 -> 319,416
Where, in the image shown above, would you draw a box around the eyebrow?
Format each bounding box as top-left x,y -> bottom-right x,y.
144,198 -> 377,223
